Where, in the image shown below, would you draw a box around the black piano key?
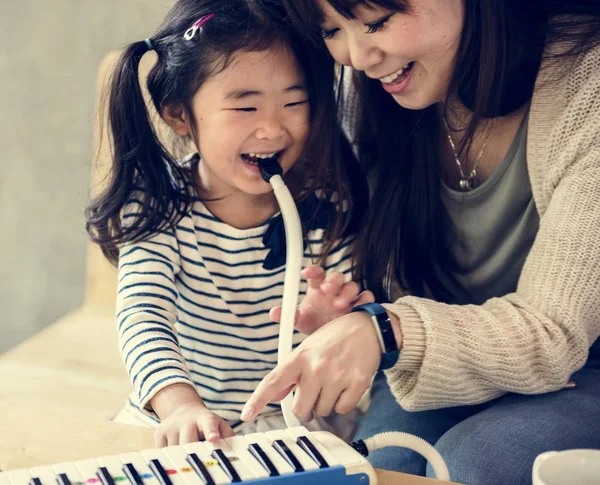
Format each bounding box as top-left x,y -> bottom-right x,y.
248,443 -> 279,477
30,478 -> 43,485
211,449 -> 241,483
56,473 -> 72,485
97,467 -> 116,485
272,440 -> 304,473
123,463 -> 145,485
186,453 -> 216,485
148,459 -> 173,485
297,436 -> 329,469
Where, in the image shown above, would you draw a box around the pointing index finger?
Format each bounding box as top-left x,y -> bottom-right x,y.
241,361 -> 301,422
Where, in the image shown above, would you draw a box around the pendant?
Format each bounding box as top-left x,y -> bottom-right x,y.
459,176 -> 476,191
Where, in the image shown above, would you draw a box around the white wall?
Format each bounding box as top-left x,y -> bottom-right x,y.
0,0 -> 174,353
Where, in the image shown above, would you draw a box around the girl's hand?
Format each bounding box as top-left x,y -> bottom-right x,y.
269,265 -> 375,335
241,311 -> 383,422
154,402 -> 235,447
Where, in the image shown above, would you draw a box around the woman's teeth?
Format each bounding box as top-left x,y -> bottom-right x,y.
380,62 -> 414,84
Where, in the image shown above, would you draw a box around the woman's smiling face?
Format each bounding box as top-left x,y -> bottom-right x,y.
318,0 -> 464,110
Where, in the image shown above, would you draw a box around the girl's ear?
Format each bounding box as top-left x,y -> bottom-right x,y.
161,103 -> 191,136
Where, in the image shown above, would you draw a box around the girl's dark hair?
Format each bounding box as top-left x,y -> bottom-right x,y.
86,0 -> 366,265
283,0 -> 600,301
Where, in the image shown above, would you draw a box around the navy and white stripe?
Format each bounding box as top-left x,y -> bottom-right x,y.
117,198 -> 354,426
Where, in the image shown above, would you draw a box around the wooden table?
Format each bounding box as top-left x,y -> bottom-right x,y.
0,305 -> 131,420
0,402 -> 456,484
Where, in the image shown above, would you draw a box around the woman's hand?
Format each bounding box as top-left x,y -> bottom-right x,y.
241,311 -> 382,422
154,402 -> 235,447
269,265 -> 375,335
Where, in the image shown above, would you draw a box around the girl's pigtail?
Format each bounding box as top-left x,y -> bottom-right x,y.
86,41 -> 186,265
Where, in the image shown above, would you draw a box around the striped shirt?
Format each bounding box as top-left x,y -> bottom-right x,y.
117,194 -> 354,428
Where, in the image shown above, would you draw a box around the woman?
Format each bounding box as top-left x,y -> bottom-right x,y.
242,0 -> 600,483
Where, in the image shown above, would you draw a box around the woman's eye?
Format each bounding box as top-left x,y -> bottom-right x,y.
285,100 -> 309,108
366,13 -> 394,34
321,28 -> 339,40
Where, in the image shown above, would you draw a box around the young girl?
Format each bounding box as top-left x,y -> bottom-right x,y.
243,0 -> 600,483
86,0 -> 371,447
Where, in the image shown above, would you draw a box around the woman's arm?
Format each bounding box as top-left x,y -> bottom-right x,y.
384,51 -> 600,410
242,48 -> 600,420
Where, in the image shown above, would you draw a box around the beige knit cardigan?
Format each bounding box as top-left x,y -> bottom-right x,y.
357,45 -> 600,410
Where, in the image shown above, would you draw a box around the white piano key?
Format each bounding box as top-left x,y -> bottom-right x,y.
284,427 -> 340,467
139,449 -> 186,485
0,473 -> 10,485
96,456 -> 132,484
203,440 -> 256,482
5,468 -> 32,485
181,442 -> 230,485
52,461 -> 86,485
29,466 -> 61,485
159,446 -> 208,485
72,458 -> 102,484
118,452 -> 161,484
242,432 -> 294,476
223,436 -> 269,479
265,429 -> 319,472
309,431 -> 364,467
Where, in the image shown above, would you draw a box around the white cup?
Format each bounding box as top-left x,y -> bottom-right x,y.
533,449 -> 600,485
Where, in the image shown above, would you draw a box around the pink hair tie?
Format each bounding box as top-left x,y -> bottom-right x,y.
184,13 -> 215,40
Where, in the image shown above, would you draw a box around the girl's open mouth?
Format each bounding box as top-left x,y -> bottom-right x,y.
241,150 -> 284,166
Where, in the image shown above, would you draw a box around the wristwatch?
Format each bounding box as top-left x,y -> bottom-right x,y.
351,302 -> 400,370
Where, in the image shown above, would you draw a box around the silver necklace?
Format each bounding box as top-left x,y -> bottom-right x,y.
442,117 -> 490,191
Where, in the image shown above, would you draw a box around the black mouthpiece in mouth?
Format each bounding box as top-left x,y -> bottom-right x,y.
258,158 -> 283,182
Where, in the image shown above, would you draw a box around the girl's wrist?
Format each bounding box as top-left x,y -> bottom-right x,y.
151,382 -> 206,419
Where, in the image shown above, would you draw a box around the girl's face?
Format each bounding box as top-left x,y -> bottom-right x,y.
318,0 -> 464,110
180,45 -> 310,198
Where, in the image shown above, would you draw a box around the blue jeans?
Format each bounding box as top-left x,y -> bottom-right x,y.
353,342 -> 600,485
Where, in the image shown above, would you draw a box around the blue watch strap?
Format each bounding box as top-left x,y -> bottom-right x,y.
351,302 -> 399,370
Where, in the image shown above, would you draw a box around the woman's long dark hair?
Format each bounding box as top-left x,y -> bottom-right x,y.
86,0 -> 365,265
284,0 -> 600,301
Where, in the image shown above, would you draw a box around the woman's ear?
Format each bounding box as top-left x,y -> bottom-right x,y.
162,103 -> 191,136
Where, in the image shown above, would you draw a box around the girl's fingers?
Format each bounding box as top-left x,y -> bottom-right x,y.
270,306 -> 301,326
180,423 -> 200,444
333,281 -> 361,309
200,415 -> 221,443
166,429 -> 180,447
303,265 -> 326,289
353,290 -> 376,306
219,420 -> 236,439
154,429 -> 168,449
269,306 -> 282,323
320,272 -> 345,295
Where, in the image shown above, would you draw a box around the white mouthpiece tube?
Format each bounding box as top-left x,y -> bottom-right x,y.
269,175 -> 303,428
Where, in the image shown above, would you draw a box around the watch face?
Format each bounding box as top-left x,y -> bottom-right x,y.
374,311 -> 390,324
375,311 -> 397,354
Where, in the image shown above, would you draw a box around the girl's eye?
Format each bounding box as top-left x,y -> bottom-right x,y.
366,13 -> 394,34
321,28 -> 339,40
285,100 -> 309,108
234,107 -> 256,112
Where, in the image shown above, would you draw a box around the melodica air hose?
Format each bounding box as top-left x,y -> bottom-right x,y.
258,159 -> 451,482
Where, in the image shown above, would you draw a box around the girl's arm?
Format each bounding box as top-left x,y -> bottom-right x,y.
117,227 -> 194,419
